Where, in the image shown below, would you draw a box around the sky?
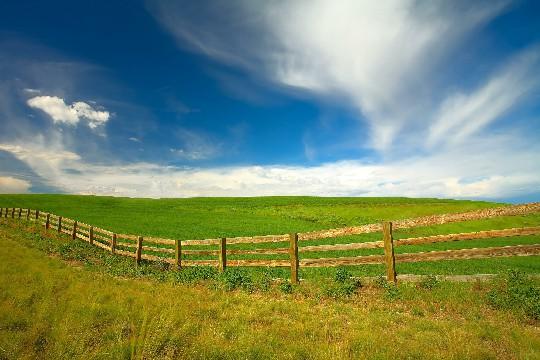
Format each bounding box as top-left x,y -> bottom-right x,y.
0,0 -> 539,202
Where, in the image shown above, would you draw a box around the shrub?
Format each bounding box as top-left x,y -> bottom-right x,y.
172,266 -> 218,284
323,268 -> 361,299
418,275 -> 440,290
279,280 -> 293,294
374,275 -> 400,300
218,268 -> 254,292
487,270 -> 540,320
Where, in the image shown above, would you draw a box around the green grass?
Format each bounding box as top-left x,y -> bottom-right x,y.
1,221 -> 539,359
0,194 -> 502,239
1,194 -> 539,278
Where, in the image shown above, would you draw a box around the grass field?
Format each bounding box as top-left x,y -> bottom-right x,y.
0,194 -> 539,279
0,220 -> 539,359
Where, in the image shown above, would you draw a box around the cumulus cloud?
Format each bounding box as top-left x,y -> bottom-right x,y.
26,95 -> 110,129
148,0 -> 514,150
0,176 -> 31,193
1,133 -> 538,199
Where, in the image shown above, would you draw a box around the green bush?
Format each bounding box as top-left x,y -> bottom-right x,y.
218,268 -> 254,292
487,270 -> 540,320
323,268 -> 361,299
279,280 -> 293,294
375,275 -> 400,300
171,266 -> 218,284
418,275 -> 440,290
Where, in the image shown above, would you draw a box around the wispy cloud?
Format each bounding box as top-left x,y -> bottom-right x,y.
148,0 -> 512,150
428,47 -> 540,147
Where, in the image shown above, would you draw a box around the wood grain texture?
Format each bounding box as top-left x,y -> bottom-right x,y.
111,233 -> 117,254
395,244 -> 540,263
290,233 -> 299,284
142,245 -> 175,254
383,222 -> 397,283
395,226 -> 540,247
143,236 -> 176,246
175,239 -> 181,269
226,259 -> 290,267
299,241 -> 383,253
181,238 -> 221,246
219,237 -> 226,272
136,236 -> 143,264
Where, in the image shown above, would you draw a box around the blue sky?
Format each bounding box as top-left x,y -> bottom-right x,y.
0,0 -> 539,201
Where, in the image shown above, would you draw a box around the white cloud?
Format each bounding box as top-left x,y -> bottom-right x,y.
26,95 -> 110,128
0,176 -> 31,193
428,48 -> 540,147
148,0 -> 512,150
1,132 -> 538,199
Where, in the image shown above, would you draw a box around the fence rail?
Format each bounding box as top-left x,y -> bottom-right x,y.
1,203 -> 539,283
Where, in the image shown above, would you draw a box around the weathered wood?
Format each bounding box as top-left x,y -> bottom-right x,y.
45,213 -> 50,230
383,222 -> 397,283
11,207 -> 15,218
219,237 -> 227,272
227,259 -> 291,267
181,238 -> 221,246
140,253 -> 174,263
227,248 -> 289,255
35,210 -> 39,221
395,244 -> 540,263
290,233 -> 299,284
116,249 -> 136,258
136,236 -> 143,265
72,221 -> 77,239
297,202 -> 540,241
0,208 -> 3,217
181,259 -> 220,266
226,234 -> 289,245
182,249 -> 219,255
395,226 -> 540,247
300,255 -> 385,267
89,226 -> 94,244
26,208 -> 30,221
299,241 -> 383,253
175,239 -> 182,269
111,233 -> 116,254
140,236 -> 175,246
18,208 -> 22,218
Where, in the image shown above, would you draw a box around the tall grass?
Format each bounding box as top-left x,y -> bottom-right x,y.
1,221 -> 539,359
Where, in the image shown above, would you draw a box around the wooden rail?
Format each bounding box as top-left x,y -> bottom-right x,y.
1,205 -> 539,283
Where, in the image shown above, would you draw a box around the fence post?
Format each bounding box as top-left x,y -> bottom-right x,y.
219,238 -> 227,272
0,208 -> 3,218
57,216 -> 62,232
175,239 -> 182,270
26,208 -> 30,221
11,208 -> 15,219
136,236 -> 143,265
35,210 -> 39,221
110,233 -> 116,254
72,221 -> 77,239
88,226 -> 93,244
289,233 -> 299,284
45,213 -> 50,230
18,208 -> 22,219
382,222 -> 397,284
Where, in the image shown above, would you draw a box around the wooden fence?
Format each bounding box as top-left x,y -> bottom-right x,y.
1,204 -> 539,284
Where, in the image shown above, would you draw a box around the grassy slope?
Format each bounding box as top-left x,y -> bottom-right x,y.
1,194 -> 539,277
0,194 -> 502,238
0,222 -> 539,359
